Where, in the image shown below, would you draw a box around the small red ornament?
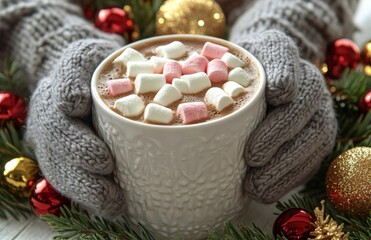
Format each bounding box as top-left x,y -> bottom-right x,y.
324,38 -> 360,79
0,91 -> 27,126
273,208 -> 315,240
30,178 -> 70,216
359,90 -> 371,114
95,8 -> 135,36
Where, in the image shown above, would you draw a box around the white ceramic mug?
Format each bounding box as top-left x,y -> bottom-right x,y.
91,34 -> 266,239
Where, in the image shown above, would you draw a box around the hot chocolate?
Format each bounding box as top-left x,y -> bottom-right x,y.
96,37 -> 259,125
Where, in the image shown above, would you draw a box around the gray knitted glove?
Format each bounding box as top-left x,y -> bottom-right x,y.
229,0 -> 358,202
0,0 -> 126,217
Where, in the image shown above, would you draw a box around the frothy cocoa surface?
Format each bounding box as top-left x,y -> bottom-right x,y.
97,37 -> 260,125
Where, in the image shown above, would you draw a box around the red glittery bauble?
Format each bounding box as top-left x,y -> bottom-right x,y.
0,91 -> 27,126
359,90 -> 371,114
30,178 -> 70,216
273,208 -> 315,240
95,7 -> 134,35
324,38 -> 360,79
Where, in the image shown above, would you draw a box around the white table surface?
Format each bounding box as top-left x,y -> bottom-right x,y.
2,1 -> 371,239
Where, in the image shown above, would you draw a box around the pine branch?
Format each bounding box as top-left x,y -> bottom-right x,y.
208,222 -> 280,240
0,123 -> 24,163
0,188 -> 32,220
275,194 -> 318,214
0,60 -> 28,98
41,205 -> 155,240
337,213 -> 371,240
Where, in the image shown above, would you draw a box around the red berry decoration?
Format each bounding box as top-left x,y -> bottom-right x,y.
30,178 -> 70,216
273,208 -> 315,240
0,91 -> 27,126
324,38 -> 360,79
359,90 -> 371,114
95,7 -> 134,36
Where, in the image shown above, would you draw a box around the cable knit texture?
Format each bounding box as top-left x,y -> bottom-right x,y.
231,0 -> 359,62
0,0 -> 357,213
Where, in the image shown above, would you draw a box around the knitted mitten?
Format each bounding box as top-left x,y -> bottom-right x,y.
0,0 -> 125,217
229,0 -> 358,202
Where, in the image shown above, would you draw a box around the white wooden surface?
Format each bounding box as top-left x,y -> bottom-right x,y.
2,1 -> 371,239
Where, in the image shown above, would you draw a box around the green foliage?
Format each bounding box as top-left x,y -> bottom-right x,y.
275,194 -> 319,215
41,206 -> 155,240
0,60 -> 28,98
78,0 -> 164,41
208,222 -> 279,240
0,188 -> 32,220
338,213 -> 371,240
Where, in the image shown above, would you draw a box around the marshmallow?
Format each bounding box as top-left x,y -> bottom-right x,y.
228,67 -> 253,87
207,59 -> 228,83
113,48 -> 146,67
201,42 -> 228,59
154,84 -> 182,106
135,74 -> 166,94
163,61 -> 182,83
222,81 -> 245,98
114,94 -> 145,117
173,72 -> 211,94
144,103 -> 174,124
182,55 -> 209,74
205,87 -> 234,112
127,61 -> 155,77
155,41 -> 187,59
177,102 -> 208,124
150,56 -> 171,73
107,78 -> 133,96
221,52 -> 245,68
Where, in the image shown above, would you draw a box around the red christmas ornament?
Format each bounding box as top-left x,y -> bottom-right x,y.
30,178 -> 70,216
324,38 -> 360,79
95,8 -> 134,36
0,91 -> 27,126
273,208 -> 315,240
359,90 -> 371,114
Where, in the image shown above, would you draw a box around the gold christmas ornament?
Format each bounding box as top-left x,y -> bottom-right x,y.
326,147 -> 371,215
3,157 -> 39,198
361,40 -> 371,76
156,0 -> 226,37
309,200 -> 349,240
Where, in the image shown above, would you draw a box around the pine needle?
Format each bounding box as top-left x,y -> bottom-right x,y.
0,188 -> 32,220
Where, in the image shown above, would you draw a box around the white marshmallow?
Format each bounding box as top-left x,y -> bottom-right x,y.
221,52 -> 245,68
114,94 -> 145,117
205,87 -> 234,112
228,67 -> 253,87
135,74 -> 166,94
172,78 -> 189,94
144,103 -> 174,124
172,72 -> 211,94
150,56 -> 171,73
154,84 -> 182,106
222,81 -> 245,98
127,61 -> 155,77
155,41 -> 187,59
113,48 -> 146,67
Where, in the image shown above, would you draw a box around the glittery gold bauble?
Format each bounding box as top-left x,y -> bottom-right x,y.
361,40 -> 371,76
3,157 -> 39,198
326,147 -> 371,215
156,0 -> 226,37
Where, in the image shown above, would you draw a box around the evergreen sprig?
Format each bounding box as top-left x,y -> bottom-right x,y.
78,0 -> 164,40
0,188 -> 32,220
0,60 -> 28,98
41,205 -> 155,240
0,123 -> 24,163
208,222 -> 281,240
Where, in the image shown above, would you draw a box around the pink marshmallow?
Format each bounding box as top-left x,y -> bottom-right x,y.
182,55 -> 209,74
177,102 -> 208,124
201,42 -> 229,59
107,78 -> 133,96
207,59 -> 228,83
163,61 -> 182,83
